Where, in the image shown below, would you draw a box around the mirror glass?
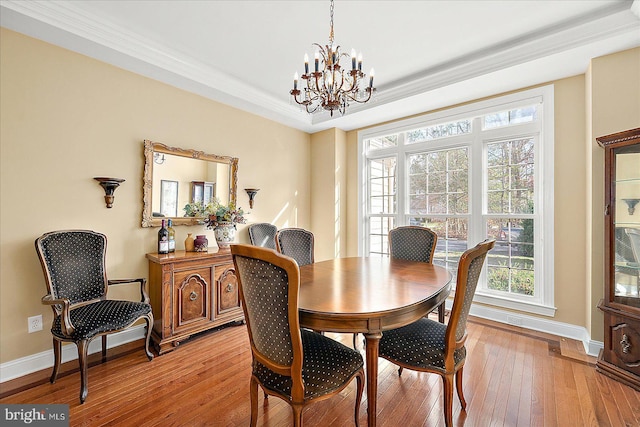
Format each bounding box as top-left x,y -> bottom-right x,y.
142,140 -> 238,227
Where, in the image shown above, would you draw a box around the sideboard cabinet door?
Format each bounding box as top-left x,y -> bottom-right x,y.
217,266 -> 240,316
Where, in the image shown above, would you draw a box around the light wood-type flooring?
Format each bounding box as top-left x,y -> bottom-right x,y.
2,315 -> 639,426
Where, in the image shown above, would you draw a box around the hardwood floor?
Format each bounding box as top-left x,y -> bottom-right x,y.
2,316 -> 639,426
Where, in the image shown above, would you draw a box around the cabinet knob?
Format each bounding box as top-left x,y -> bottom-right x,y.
226,284 -> 234,293
620,334 -> 631,354
189,291 -> 198,301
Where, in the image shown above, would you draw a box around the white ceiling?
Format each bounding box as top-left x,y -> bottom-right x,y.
2,0 -> 639,133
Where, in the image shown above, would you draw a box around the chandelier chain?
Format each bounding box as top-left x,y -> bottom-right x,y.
329,0 -> 334,46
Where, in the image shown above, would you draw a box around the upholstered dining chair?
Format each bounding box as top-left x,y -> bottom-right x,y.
275,227 -> 315,267
231,244 -> 365,426
248,222 -> 277,250
378,238 -> 495,427
35,230 -> 154,404
390,226 -> 445,321
353,225 -> 441,348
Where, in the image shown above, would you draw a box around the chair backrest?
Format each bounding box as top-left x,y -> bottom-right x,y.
275,228 -> 315,267
248,223 -> 278,250
35,230 -> 108,305
231,244 -> 304,395
389,226 -> 438,263
445,239 -> 495,349
625,227 -> 640,262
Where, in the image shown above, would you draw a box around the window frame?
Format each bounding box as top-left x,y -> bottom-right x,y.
358,85 -> 555,316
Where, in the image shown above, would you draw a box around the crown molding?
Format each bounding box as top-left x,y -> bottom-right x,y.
0,0 -> 315,130
1,0 -> 639,133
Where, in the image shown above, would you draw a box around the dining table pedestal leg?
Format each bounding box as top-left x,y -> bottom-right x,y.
363,331 -> 382,427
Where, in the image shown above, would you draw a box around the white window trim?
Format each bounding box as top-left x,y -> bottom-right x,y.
358,85 -> 556,317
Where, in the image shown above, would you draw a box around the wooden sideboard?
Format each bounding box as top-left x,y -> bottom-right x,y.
146,249 -> 244,354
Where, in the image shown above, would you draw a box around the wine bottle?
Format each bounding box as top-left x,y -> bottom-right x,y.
167,219 -> 175,253
158,219 -> 169,254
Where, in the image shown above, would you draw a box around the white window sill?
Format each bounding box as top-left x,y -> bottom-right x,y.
472,292 -> 557,317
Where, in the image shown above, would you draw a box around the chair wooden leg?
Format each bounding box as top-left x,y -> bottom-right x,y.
250,376 -> 259,427
50,338 -> 61,383
292,403 -> 303,427
442,374 -> 455,427
77,340 -> 90,404
144,314 -> 154,360
398,366 -> 403,376
456,367 -> 466,410
354,369 -> 365,427
101,335 -> 107,362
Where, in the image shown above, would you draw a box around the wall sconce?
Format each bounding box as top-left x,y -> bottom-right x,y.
154,153 -> 165,164
94,177 -> 125,208
623,198 -> 640,215
245,188 -> 259,209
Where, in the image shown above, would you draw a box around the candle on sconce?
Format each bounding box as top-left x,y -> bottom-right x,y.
369,69 -> 375,88
351,49 -> 356,70
293,72 -> 298,90
314,52 -> 319,72
358,52 -> 363,71
304,53 -> 309,74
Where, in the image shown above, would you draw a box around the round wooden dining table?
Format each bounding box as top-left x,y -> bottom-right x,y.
298,257 -> 453,427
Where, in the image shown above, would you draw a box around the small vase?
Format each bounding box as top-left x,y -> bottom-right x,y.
214,222 -> 236,250
184,233 -> 195,252
194,235 -> 208,252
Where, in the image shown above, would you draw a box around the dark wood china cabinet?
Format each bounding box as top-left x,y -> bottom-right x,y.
596,127 -> 640,391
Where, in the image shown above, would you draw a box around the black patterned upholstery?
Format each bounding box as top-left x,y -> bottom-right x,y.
255,329 -> 365,399
248,223 -> 278,250
50,299 -> 152,341
379,319 -> 466,372
35,230 -> 154,404
232,244 -> 364,426
389,226 -> 438,263
275,228 -> 314,267
37,231 -> 107,304
378,239 -> 495,427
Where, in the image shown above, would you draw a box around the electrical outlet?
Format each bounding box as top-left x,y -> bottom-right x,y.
28,315 -> 43,333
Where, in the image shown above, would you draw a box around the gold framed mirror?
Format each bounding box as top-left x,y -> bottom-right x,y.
142,140 -> 238,227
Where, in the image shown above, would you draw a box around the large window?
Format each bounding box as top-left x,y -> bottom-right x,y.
359,86 -> 555,315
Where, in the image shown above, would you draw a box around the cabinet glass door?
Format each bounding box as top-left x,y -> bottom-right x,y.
614,144 -> 640,307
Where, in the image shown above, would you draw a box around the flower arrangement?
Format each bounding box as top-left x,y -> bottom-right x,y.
183,198 -> 247,229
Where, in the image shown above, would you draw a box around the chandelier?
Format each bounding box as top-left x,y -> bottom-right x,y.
290,0 -> 375,116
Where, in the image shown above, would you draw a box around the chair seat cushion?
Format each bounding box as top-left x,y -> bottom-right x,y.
379,318 -> 466,373
51,299 -> 151,341
255,329 -> 364,400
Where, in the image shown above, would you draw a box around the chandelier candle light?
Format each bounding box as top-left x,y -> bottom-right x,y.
290,0 -> 375,116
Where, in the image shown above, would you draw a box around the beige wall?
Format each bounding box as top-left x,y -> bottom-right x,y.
0,28 -> 311,363
310,128 -> 348,261
588,48 -> 640,341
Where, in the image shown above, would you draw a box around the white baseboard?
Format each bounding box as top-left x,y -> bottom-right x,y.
0,325 -> 146,383
445,300 -> 604,357
1,306 -> 605,383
